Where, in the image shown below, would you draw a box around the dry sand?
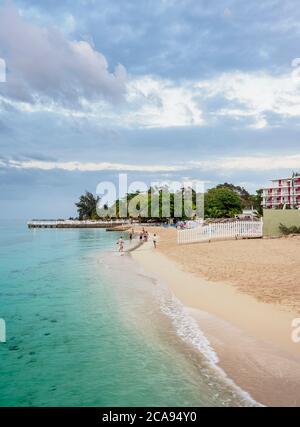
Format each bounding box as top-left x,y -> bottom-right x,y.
138,227 -> 300,314
131,226 -> 300,406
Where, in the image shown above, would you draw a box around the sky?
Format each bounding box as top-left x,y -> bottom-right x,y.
0,0 -> 300,218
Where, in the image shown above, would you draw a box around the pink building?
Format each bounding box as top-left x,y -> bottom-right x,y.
262,173 -> 300,209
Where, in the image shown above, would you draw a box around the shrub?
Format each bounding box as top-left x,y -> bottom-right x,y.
279,223 -> 300,235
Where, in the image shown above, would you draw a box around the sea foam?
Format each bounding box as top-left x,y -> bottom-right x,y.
154,280 -> 263,407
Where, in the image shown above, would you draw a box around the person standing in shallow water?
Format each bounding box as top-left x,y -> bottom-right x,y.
117,237 -> 125,253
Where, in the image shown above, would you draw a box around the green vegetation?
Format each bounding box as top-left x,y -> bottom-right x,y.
75,182 -> 262,220
75,191 -> 100,220
215,183 -> 263,215
204,187 -> 242,218
279,223 -> 300,235
111,186 -> 199,221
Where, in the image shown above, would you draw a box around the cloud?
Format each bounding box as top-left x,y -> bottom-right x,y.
190,154 -> 300,171
124,69 -> 300,129
1,1 -> 300,132
2,154 -> 300,173
0,73 -> 205,128
13,0 -> 300,83
5,159 -> 190,172
3,65 -> 300,130
124,76 -> 204,128
0,1 -> 127,106
197,70 -> 300,128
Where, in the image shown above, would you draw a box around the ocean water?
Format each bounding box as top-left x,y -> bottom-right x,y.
0,220 -> 256,407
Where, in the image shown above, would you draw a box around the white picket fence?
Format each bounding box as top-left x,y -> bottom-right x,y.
177,220 -> 263,244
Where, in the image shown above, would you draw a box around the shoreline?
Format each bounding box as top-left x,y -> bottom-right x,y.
131,237 -> 300,407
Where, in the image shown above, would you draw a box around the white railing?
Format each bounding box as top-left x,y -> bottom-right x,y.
178,220 -> 263,244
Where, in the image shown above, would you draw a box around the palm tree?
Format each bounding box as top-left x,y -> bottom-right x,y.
75,191 -> 100,220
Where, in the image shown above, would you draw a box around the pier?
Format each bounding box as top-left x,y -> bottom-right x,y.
27,220 -> 131,229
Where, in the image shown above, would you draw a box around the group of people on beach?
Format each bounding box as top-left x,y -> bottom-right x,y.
139,228 -> 149,243
117,228 -> 158,253
139,228 -> 158,248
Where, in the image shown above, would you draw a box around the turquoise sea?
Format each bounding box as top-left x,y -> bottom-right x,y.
0,220 -> 255,407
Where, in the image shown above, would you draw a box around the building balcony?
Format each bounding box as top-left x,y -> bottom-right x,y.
262,201 -> 294,206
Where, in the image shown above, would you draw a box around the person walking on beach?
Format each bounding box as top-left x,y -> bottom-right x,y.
153,234 -> 158,249
117,237 -> 125,253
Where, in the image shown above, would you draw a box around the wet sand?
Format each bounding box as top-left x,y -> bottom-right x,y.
131,228 -> 300,406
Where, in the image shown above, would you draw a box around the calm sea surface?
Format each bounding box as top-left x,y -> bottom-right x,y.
0,220 -> 256,406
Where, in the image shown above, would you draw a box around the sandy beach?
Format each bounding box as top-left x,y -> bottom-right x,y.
131,227 -> 300,407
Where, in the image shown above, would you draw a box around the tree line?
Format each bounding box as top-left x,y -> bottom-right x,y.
75,183 -> 263,221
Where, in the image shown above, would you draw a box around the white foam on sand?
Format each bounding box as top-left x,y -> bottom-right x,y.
154,281 -> 263,407
101,249 -> 263,407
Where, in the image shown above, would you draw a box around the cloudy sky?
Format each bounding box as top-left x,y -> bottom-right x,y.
0,0 -> 300,218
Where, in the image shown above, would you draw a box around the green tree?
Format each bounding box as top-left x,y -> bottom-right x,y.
252,189 -> 263,215
204,187 -> 242,218
216,182 -> 252,208
215,183 -> 263,215
75,191 -> 100,220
